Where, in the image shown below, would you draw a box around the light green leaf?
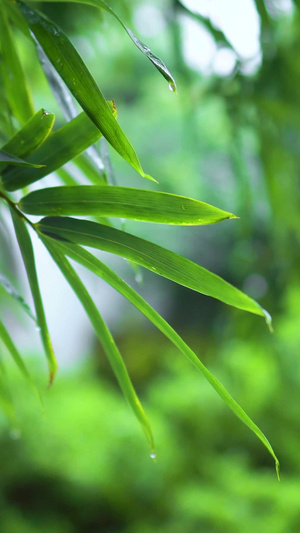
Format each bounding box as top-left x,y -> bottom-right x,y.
10,208 -> 57,384
0,320 -> 43,407
2,112 -> 103,191
41,235 -> 155,455
0,6 -> 35,125
36,216 -> 271,323
0,109 -> 55,173
17,1 -> 153,180
51,239 -> 279,478
0,150 -> 43,169
0,271 -> 36,321
19,185 -> 237,225
27,0 -> 177,91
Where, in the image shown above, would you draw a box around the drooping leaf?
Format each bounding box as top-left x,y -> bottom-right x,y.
19,185 -> 237,225
0,320 -> 43,407
0,6 -> 35,125
2,112 -> 103,191
51,239 -> 279,477
27,0 -> 177,91
0,271 -> 36,321
36,216 -> 271,324
17,1 -> 153,180
0,150 -> 43,169
41,235 -> 155,454
10,208 -> 57,384
0,109 -> 55,173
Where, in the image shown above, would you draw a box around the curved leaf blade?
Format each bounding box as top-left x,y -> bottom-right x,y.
17,1 -> 153,180
0,109 -> 55,171
10,208 -> 57,384
27,0 -> 177,91
52,240 -> 279,477
36,216 -> 270,322
2,112 -> 102,191
42,236 -> 155,454
19,185 -> 237,225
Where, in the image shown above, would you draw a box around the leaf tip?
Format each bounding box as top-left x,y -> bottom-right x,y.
276,460 -> 280,481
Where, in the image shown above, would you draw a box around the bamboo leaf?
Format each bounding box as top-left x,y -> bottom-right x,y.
50,239 -> 279,477
0,271 -> 36,321
2,112 -> 103,191
19,185 -> 237,225
0,150 -> 43,169
10,208 -> 57,384
27,0 -> 177,91
41,235 -> 155,454
0,109 -> 55,173
0,320 -> 43,407
36,216 -> 271,324
0,6 -> 35,125
17,1 -> 153,180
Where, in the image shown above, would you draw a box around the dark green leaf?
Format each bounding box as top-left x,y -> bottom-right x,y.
19,185 -> 237,224
36,216 -> 271,324
0,109 -> 55,172
10,208 -> 57,384
17,1 -> 153,180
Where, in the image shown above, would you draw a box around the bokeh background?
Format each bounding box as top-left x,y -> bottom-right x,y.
1,0 -> 300,531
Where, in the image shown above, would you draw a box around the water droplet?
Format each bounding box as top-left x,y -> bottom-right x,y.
135,272 -> 143,284
181,204 -> 186,211
35,325 -> 41,332
150,453 -> 156,460
168,83 -> 175,92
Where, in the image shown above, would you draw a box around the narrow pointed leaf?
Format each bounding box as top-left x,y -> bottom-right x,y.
0,271 -> 36,321
0,359 -> 15,422
52,240 -> 279,477
0,320 -> 43,407
42,236 -> 155,454
28,0 -> 177,91
0,150 -> 43,169
17,1 -> 153,180
19,185 -> 237,225
0,109 -> 55,173
10,209 -> 57,384
2,112 -> 102,191
37,216 -> 270,323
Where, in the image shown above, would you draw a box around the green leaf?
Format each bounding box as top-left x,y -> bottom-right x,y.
36,216 -> 271,323
0,271 -> 36,321
0,150 -> 43,169
41,235 -> 155,455
0,109 -> 55,173
2,112 -> 103,191
0,320 -> 43,407
27,0 -> 177,91
19,185 -> 237,225
17,1 -> 153,180
0,6 -> 35,125
10,208 -> 57,384
52,239 -> 279,478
